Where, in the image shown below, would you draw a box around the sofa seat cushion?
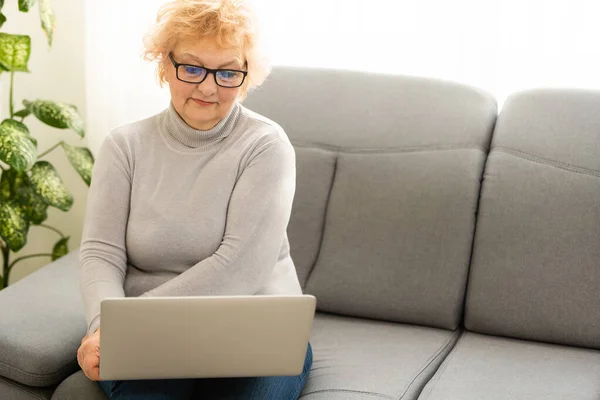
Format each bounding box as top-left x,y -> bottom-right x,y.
51,371 -> 107,400
299,313 -> 459,400
0,251 -> 86,387
0,375 -> 55,400
418,331 -> 600,400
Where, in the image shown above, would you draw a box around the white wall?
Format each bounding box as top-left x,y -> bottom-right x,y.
251,0 -> 600,106
0,0 -> 87,283
84,0 -> 170,154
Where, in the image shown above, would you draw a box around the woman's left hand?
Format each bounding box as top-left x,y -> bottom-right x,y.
77,329 -> 101,381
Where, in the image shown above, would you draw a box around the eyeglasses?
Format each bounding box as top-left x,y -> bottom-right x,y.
168,53 -> 248,88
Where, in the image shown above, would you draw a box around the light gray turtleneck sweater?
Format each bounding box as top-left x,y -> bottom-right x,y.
79,102 -> 302,335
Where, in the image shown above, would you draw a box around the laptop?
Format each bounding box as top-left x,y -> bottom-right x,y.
99,295 -> 316,381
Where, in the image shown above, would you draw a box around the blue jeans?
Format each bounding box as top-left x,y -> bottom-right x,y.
98,343 -> 312,400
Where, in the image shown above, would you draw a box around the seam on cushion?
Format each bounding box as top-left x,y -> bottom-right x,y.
494,146 -> 600,178
303,150 -> 339,290
417,331 -> 469,400
0,358 -> 78,386
0,375 -> 51,400
398,329 -> 461,400
299,388 -> 395,399
459,148 -> 490,332
291,141 -> 486,155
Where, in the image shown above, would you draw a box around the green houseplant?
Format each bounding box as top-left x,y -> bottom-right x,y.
0,0 -> 93,289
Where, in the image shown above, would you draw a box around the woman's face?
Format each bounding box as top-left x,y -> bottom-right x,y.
166,38 -> 243,130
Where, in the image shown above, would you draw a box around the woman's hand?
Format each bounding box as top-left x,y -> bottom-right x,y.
77,328 -> 101,381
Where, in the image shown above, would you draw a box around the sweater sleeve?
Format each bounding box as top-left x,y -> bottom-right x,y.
141,138 -> 296,298
79,135 -> 131,336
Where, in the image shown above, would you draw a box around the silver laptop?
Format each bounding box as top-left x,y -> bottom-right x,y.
99,294 -> 316,381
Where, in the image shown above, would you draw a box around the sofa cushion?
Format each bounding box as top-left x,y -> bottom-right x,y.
0,376 -> 55,400
418,332 -> 600,400
0,251 -> 86,387
306,150 -> 485,329
51,371 -> 106,400
299,313 -> 459,400
244,67 -> 497,330
288,146 -> 336,287
243,67 -> 496,150
465,90 -> 600,348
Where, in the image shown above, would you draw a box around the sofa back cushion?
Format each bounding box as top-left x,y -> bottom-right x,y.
244,67 -> 496,329
465,89 -> 600,348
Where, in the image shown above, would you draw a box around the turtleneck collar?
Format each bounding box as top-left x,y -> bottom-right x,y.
162,102 -> 241,152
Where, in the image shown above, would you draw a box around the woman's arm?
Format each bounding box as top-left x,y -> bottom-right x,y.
141,138 -> 296,298
79,135 -> 131,336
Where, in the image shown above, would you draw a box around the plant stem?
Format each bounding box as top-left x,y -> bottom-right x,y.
9,71 -> 15,119
8,253 -> 52,272
38,224 -> 66,238
1,245 -> 9,289
39,141 -> 64,158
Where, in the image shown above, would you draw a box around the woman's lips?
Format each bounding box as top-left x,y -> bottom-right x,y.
192,98 -> 215,106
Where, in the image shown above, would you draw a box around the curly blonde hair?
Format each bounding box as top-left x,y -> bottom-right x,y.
143,0 -> 270,99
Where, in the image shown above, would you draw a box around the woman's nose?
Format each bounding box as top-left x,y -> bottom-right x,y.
196,71 -> 218,95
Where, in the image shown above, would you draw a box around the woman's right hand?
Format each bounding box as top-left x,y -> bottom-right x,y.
77,328 -> 101,381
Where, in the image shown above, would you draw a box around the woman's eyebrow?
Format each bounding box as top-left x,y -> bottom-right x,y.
180,52 -> 240,68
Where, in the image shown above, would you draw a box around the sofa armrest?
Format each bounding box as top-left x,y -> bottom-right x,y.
0,250 -> 86,387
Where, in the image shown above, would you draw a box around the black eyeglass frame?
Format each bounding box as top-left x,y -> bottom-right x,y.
168,52 -> 248,88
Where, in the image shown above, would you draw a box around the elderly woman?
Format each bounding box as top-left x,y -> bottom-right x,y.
76,0 -> 311,398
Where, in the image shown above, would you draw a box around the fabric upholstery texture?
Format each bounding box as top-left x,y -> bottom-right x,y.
51,371 -> 107,400
243,67 -> 497,150
0,252 -> 85,387
299,313 -> 459,400
0,375 -> 55,400
490,89 -> 600,172
305,150 -> 486,329
465,90 -> 600,348
287,147 -> 337,287
418,332 -> 600,400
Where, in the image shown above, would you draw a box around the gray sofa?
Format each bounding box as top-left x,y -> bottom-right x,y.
1,67 -> 599,399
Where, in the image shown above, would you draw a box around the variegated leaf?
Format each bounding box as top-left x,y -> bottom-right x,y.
0,168 -> 25,201
38,0 -> 55,47
24,191 -> 48,224
23,100 -> 84,137
29,161 -> 73,211
0,169 -> 11,201
0,201 -> 29,252
18,0 -> 36,12
0,119 -> 37,171
51,236 -> 69,261
0,33 -> 31,72
0,169 -> 48,225
62,143 -> 94,186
